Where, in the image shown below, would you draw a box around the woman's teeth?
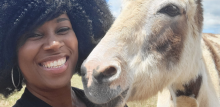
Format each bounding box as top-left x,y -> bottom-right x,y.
41,57 -> 66,68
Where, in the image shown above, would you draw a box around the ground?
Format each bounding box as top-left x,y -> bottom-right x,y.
0,75 -> 157,107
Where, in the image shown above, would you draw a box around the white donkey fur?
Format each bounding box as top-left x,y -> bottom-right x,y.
81,0 -> 220,107
157,33 -> 220,107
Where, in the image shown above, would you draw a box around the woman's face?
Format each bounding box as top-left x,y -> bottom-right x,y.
18,14 -> 78,89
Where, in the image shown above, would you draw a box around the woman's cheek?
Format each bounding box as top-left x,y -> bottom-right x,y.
18,41 -> 41,76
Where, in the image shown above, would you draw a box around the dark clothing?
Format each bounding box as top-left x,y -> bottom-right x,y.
13,87 -> 97,107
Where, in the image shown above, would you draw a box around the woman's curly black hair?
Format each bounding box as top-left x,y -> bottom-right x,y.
0,0 -> 114,97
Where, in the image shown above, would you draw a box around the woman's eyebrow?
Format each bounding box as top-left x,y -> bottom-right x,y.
56,18 -> 69,23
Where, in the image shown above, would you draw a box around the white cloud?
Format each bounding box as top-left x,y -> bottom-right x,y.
203,0 -> 220,34
107,0 -> 122,17
204,13 -> 220,26
203,12 -> 220,34
107,0 -> 220,34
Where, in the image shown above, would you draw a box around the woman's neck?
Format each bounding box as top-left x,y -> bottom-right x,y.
26,83 -> 85,107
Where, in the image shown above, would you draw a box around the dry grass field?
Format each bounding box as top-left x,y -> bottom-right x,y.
0,75 -> 157,107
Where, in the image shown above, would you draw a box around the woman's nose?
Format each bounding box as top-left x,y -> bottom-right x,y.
43,41 -> 64,51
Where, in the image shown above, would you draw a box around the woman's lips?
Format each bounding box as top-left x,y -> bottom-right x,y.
39,57 -> 69,74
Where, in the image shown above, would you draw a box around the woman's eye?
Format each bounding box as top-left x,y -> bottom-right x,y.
27,33 -> 43,39
158,4 -> 180,17
57,27 -> 70,35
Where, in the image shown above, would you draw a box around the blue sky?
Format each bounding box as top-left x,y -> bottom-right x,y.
106,0 -> 220,34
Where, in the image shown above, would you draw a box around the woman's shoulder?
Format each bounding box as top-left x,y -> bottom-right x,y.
72,87 -> 98,107
13,100 -> 23,107
71,87 -> 85,97
13,88 -> 51,107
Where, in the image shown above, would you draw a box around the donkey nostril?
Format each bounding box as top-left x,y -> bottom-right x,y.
102,66 -> 117,77
93,66 -> 118,81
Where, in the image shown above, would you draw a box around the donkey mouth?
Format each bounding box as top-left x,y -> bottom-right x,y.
82,76 -> 129,105
98,88 -> 129,106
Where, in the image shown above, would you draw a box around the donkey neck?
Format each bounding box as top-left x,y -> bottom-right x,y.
170,60 -> 219,107
174,75 -> 202,99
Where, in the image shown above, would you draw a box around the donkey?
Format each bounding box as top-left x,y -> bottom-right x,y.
80,0 -> 220,107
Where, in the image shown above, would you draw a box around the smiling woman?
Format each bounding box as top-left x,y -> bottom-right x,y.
0,0 -> 114,107
17,14 -> 79,91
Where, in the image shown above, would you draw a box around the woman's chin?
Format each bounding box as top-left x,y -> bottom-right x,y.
42,76 -> 72,89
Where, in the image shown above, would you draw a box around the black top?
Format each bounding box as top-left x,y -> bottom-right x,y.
13,87 -> 98,107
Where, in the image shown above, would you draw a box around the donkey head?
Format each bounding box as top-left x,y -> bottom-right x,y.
81,0 -> 203,106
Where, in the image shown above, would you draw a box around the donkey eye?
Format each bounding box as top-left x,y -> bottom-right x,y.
159,4 -> 180,17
